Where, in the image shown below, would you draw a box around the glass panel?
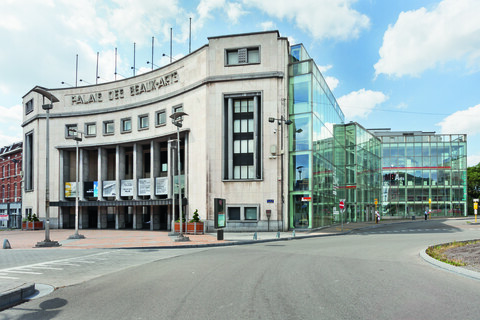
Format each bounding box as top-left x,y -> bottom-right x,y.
234,100 -> 241,113
241,119 -> 248,133
87,124 -> 96,135
245,207 -> 257,220
234,140 -> 240,153
248,140 -> 254,153
234,166 -> 240,179
123,119 -> 131,131
228,207 -> 240,220
248,49 -> 259,63
241,140 -> 248,153
227,51 -> 238,65
233,120 -> 240,133
241,100 -> 248,113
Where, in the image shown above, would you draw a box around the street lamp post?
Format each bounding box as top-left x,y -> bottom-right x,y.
33,87 -> 61,247
170,111 -> 190,242
268,116 -> 292,231
68,129 -> 85,240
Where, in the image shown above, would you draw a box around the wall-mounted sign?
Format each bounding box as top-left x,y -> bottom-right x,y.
65,182 -> 77,198
84,181 -> 98,198
103,180 -> 116,197
0,214 -> 9,221
121,180 -> 134,197
138,178 -> 151,196
267,199 -> 274,203
155,177 -> 168,195
69,71 -> 179,105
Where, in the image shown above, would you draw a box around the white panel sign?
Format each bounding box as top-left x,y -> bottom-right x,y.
121,180 -> 134,197
155,177 -> 168,195
138,178 -> 151,196
65,182 -> 77,198
103,180 -> 116,197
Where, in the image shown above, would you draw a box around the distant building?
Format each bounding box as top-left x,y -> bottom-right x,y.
372,130 -> 467,217
0,142 -> 22,228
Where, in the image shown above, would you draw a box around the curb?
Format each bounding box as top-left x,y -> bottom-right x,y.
419,249 -> 480,281
0,282 -> 36,311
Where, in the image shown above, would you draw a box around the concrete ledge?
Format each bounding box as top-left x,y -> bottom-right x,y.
0,282 -> 35,311
420,249 -> 480,281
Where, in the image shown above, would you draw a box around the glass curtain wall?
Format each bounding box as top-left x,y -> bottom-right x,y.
334,123 -> 382,223
288,45 -> 345,229
378,132 -> 467,218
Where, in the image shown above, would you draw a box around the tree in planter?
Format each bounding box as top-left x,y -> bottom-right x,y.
189,209 -> 201,223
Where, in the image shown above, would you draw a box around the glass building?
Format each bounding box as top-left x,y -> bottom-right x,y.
373,130 -> 467,218
334,123 -> 382,223
288,44 -> 345,229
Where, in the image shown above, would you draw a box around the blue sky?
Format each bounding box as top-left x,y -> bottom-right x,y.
1,0 -> 479,165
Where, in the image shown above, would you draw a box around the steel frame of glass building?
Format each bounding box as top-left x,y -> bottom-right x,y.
288,44 -> 345,229
372,130 -> 467,218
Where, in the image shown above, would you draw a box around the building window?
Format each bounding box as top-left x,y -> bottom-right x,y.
85,123 -> 96,137
226,47 -> 260,65
103,121 -> 114,135
155,110 -> 166,126
121,118 -> 132,133
224,93 -> 261,180
227,205 -> 259,221
65,124 -> 78,139
138,114 -> 149,130
25,98 -> 34,115
25,131 -> 34,191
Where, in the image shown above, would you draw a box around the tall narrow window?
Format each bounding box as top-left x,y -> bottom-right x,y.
224,93 -> 261,180
25,132 -> 34,191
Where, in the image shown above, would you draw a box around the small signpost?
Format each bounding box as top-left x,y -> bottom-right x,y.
474,199 -> 479,223
339,199 -> 345,231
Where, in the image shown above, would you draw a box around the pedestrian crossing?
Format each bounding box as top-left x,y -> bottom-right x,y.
357,228 -> 452,235
0,251 -> 119,280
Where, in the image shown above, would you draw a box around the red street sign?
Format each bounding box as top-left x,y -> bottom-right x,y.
339,201 -> 345,210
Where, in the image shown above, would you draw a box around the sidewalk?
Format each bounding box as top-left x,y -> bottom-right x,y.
0,219 -> 405,311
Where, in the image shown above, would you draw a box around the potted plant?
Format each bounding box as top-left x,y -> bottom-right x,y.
22,212 -> 44,230
174,209 -> 204,234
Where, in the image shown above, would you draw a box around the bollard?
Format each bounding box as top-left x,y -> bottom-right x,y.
276,232 -> 280,239
292,230 -> 296,237
3,239 -> 11,249
253,232 -> 257,240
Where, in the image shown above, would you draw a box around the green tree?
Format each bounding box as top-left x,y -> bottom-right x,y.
467,163 -> 480,214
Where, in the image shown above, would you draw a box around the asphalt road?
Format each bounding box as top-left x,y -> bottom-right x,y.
2,219 -> 480,320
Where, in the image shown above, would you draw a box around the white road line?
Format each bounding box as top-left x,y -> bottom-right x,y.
29,265 -> 63,270
0,275 -> 19,280
5,270 -> 42,275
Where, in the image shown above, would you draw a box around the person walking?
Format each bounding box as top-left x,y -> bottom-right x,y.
424,210 -> 428,220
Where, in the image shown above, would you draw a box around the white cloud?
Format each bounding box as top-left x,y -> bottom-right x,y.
374,0 -> 480,77
436,103 -> 480,135
197,0 -> 226,27
260,21 -> 276,31
242,0 -> 370,40
324,76 -> 339,91
226,2 -> 247,23
0,105 -> 22,144
337,89 -> 388,120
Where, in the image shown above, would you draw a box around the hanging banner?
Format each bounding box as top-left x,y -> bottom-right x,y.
103,180 -> 116,197
155,177 -> 168,195
121,180 -> 134,197
65,182 -> 77,198
138,178 -> 151,196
